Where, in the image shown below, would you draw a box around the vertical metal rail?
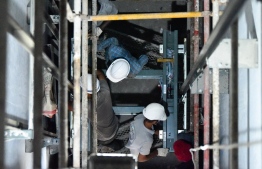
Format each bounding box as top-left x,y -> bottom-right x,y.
193,0 -> 200,167
0,1 -> 7,168
73,0 -> 82,167
59,0 -> 68,167
189,0 -> 195,132
92,0 -> 98,154
212,0 -> 220,168
162,32 -> 168,149
33,0 -> 44,168
173,31 -> 179,144
183,39 -> 188,130
28,0 -> 35,130
82,0 -> 89,167
203,0 -> 210,168
230,20 -> 238,169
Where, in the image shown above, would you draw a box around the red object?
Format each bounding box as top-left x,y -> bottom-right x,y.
43,109 -> 57,118
173,140 -> 192,162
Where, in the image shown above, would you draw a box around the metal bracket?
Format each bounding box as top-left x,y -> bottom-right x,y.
49,145 -> 59,155
50,15 -> 60,24
209,39 -> 258,68
25,138 -> 59,153
191,69 -> 229,94
5,129 -> 33,139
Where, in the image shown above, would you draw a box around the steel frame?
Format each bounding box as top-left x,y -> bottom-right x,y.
0,0 -> 253,168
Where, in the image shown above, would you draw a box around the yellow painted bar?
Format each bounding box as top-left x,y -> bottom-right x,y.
84,12 -> 207,21
157,58 -> 174,62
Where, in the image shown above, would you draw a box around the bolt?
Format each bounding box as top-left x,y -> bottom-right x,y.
24,133 -> 28,137
13,132 -> 19,137
197,68 -> 201,73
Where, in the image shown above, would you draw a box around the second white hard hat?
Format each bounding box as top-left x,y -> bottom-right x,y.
80,74 -> 100,94
143,103 -> 167,121
106,58 -> 130,83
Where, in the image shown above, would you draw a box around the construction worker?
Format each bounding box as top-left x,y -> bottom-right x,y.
97,37 -> 149,83
125,103 -> 169,162
80,69 -> 124,151
87,0 -> 118,36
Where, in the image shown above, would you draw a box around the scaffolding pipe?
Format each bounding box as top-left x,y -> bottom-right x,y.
6,15 -> 73,90
212,0 -> 220,168
230,20 -> 238,169
183,38 -> 187,130
33,0 -> 44,167
193,0 -> 199,167
83,12 -> 208,21
203,0 -> 210,167
0,1 -> 7,168
73,0 -> 81,167
82,0 -> 89,167
92,0 -> 98,154
189,0 -> 195,133
28,0 -> 35,130
180,0 -> 248,94
59,0 -> 68,167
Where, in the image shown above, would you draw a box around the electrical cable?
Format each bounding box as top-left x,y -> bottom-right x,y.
189,140 -> 262,169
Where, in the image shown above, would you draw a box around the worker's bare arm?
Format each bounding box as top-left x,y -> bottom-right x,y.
96,69 -> 106,81
137,150 -> 158,162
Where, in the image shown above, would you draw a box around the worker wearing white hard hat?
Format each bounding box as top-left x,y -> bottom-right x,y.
142,103 -> 167,121
80,74 -> 101,94
125,103 -> 169,162
79,70 -> 124,151
98,37 -> 148,83
106,58 -> 130,83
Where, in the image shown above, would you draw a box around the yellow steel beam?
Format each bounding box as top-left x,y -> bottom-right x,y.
81,11 -> 210,21
157,58 -> 174,62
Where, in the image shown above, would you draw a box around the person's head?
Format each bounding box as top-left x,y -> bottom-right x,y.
173,139 -> 192,162
143,103 -> 167,123
106,58 -> 130,83
80,74 -> 100,95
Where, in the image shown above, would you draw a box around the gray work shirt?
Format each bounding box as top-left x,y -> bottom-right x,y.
88,79 -> 119,141
125,114 -> 155,156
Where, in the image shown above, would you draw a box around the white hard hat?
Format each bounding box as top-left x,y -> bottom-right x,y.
80,74 -> 100,94
143,103 -> 167,121
106,59 -> 130,83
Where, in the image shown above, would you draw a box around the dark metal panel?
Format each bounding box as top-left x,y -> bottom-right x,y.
229,20 -> 238,169
59,0 -> 69,167
0,1 -> 7,167
89,154 -> 136,169
33,0 -> 44,167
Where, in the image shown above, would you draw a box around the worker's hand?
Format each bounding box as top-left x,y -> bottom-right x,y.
157,148 -> 169,157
